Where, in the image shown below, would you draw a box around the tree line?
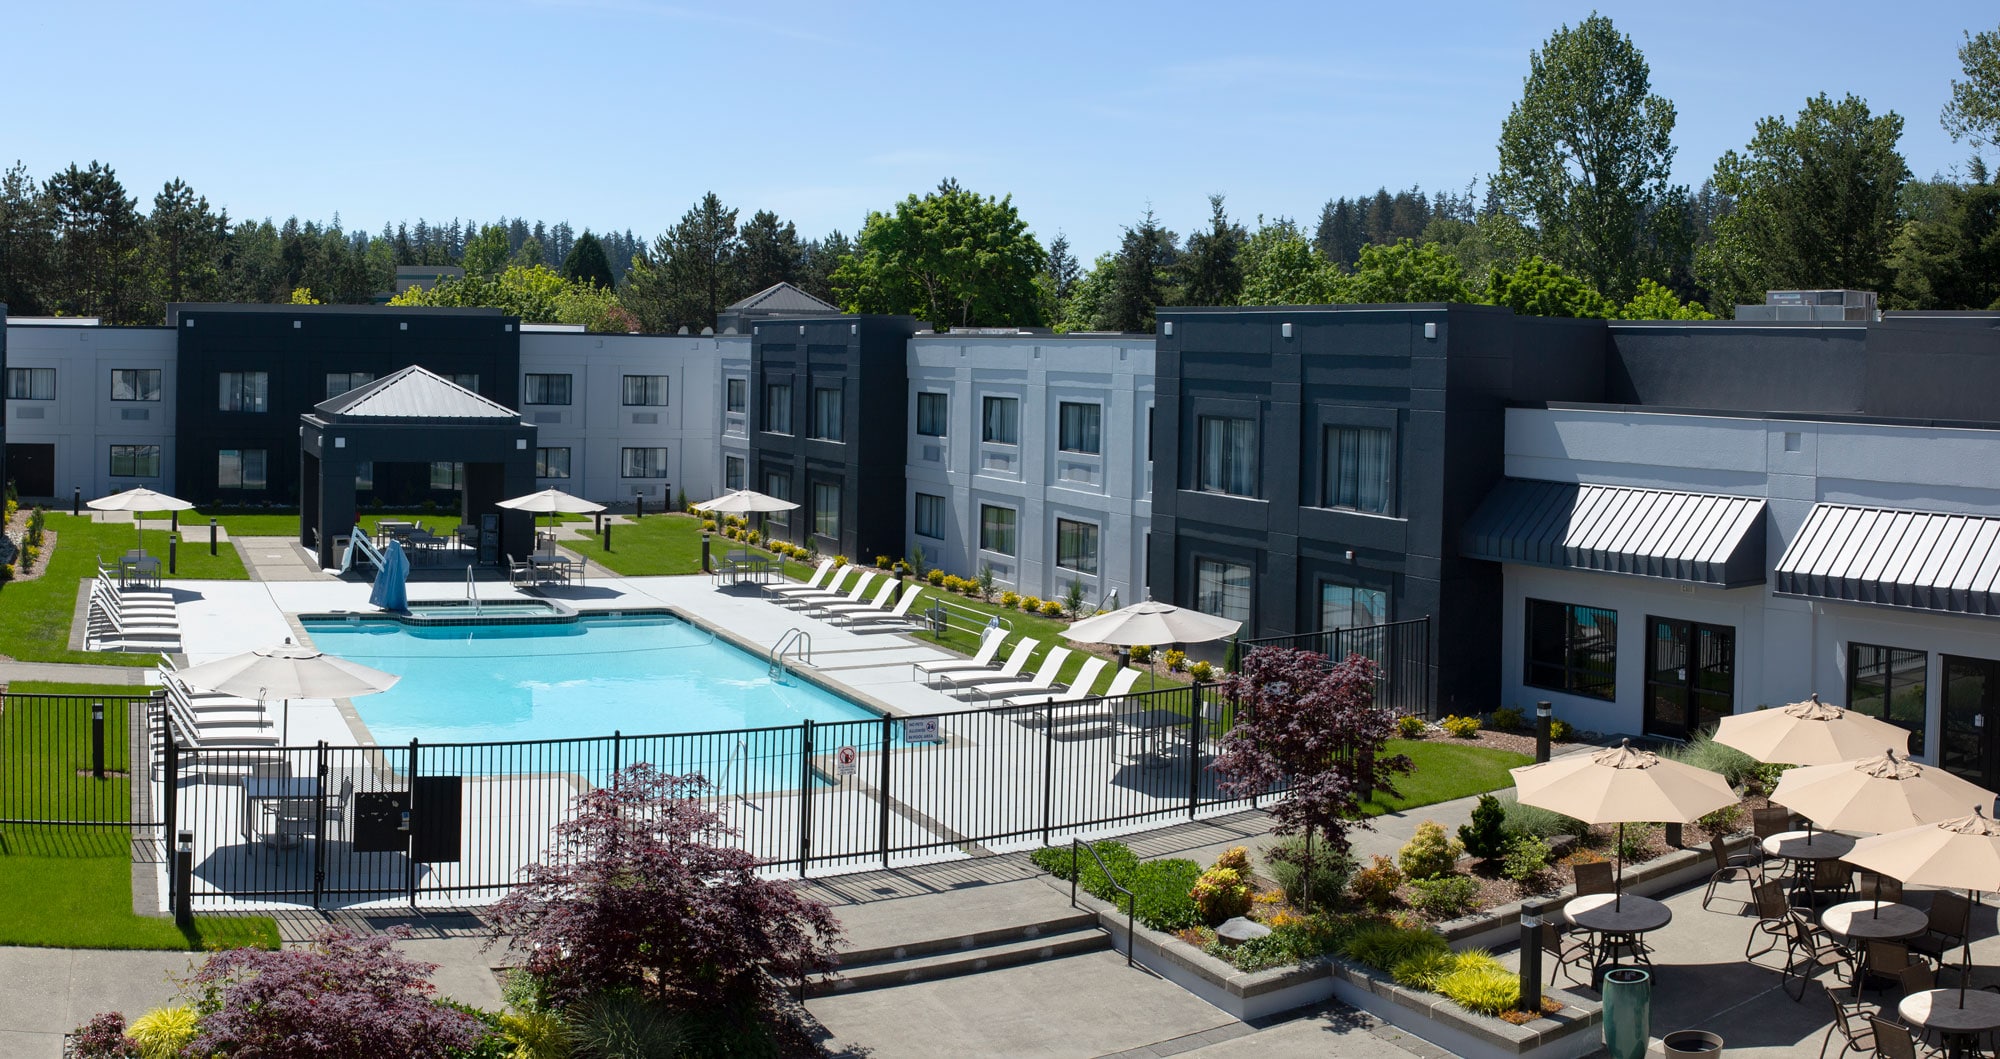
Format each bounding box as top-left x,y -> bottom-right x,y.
3,18 -> 1996,332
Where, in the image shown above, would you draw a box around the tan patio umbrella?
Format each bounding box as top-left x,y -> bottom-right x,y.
694,488 -> 800,546
86,486 -> 195,556
1062,600 -> 1241,690
174,637 -> 400,744
1845,808 -> 2000,1007
1713,693 -> 1916,765
497,487 -> 606,546
1511,740 -> 1737,908
1769,750 -> 1999,836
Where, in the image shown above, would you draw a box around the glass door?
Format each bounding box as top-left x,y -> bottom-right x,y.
1644,617 -> 1735,741
1940,655 -> 2000,790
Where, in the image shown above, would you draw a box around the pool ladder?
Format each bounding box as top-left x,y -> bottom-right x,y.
768,628 -> 812,678
465,565 -> 481,617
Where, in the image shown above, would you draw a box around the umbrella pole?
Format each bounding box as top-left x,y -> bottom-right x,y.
281,698 -> 289,746
1615,822 -> 1624,912
1962,888 -> 1975,1008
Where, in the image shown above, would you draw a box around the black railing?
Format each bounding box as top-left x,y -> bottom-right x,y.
0,692 -> 163,831
1234,616 -> 1433,718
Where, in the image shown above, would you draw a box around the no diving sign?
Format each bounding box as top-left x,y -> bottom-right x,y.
835,745 -> 859,777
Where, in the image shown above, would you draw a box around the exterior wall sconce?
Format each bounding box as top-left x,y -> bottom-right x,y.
1162,321 -> 1173,337
1281,322 -> 1293,339
1424,322 -> 1438,339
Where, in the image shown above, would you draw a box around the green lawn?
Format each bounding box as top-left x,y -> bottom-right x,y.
183,508 -> 468,540
0,682 -> 278,950
1360,737 -> 1533,816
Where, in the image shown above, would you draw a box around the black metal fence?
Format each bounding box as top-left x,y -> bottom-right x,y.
0,691 -> 161,831
1235,616 -> 1433,718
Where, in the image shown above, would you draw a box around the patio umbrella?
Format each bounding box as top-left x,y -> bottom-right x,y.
497,487 -> 606,547
368,539 -> 410,612
1769,750 -> 1999,836
174,637 -> 400,744
1713,693 -> 1916,765
694,489 -> 800,546
1845,807 -> 2000,1007
85,486 -> 194,556
1062,600 -> 1241,690
1510,739 -> 1737,909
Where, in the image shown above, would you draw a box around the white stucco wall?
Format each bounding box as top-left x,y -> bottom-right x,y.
3,323 -> 178,499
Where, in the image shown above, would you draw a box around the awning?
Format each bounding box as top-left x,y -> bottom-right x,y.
1774,504 -> 2000,616
1463,479 -> 1766,587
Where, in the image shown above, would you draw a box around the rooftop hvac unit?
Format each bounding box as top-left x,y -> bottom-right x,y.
1735,289 -> 1878,322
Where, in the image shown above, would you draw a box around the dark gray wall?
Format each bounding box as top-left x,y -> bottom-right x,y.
1607,321 -> 1869,415
299,415 -> 537,568
0,301 -> 7,495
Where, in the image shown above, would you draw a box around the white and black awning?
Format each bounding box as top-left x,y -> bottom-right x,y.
1775,504 -> 2000,616
1463,479 -> 1767,587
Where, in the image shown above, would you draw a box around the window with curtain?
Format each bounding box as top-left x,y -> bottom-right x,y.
217,448 -> 268,489
1195,558 -> 1253,623
1058,402 -> 1102,454
979,504 -> 1017,555
1056,518 -> 1099,574
1323,425 -> 1393,514
1196,416 -> 1257,496
914,493 -> 945,539
326,371 -> 375,400
217,371 -> 268,412
108,445 -> 160,478
430,461 -> 463,490
812,481 -> 841,538
523,373 -> 571,405
110,368 -> 160,402
622,375 -> 669,406
812,387 -> 844,441
535,447 -> 571,478
916,392 -> 948,436
6,367 -> 54,400
1320,583 -> 1387,630
726,377 -> 746,413
982,395 -> 1019,444
621,447 -> 668,477
724,456 -> 745,491
1526,599 -> 1618,701
764,383 -> 793,434
763,470 -> 791,526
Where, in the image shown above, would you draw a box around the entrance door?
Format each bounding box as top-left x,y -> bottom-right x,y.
4,443 -> 56,498
1940,655 -> 2000,791
1644,617 -> 1736,741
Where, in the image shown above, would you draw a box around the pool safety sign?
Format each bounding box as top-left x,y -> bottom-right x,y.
904,717 -> 939,743
835,745 -> 858,777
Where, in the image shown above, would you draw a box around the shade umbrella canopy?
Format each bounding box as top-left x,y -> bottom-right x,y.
1770,750 -> 1999,834
1846,808 -> 2000,1008
368,539 -> 410,612
1062,600 -> 1241,647
1713,693 -> 1917,765
85,487 -> 195,553
495,488 -> 606,515
694,489 -> 799,515
175,638 -> 399,744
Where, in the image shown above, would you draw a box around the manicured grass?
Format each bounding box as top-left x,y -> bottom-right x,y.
572,513 -> 708,575
0,687 -> 139,824
184,508 -> 468,540
0,853 -> 279,950
1360,737 -> 1533,816
0,513 -> 237,666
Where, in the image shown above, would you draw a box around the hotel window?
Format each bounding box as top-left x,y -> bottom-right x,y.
1197,416 -> 1257,496
108,444 -> 160,478
621,447 -> 668,478
916,392 -> 948,436
430,461 -> 463,490
811,387 -> 844,441
217,371 -> 268,412
1195,558 -> 1253,624
981,395 -> 1019,444
724,455 -> 746,491
765,382 -> 793,434
1526,600 -> 1617,701
622,375 -> 669,406
1056,518 -> 1099,575
812,481 -> 841,538
111,368 -> 161,402
1848,643 -> 1927,754
726,377 -> 747,413
1323,425 -> 1393,514
448,373 -> 480,391
1058,402 -> 1101,454
535,447 -> 571,478
979,504 -> 1017,555
1320,583 -> 1387,631
6,367 -> 54,400
523,373 -> 571,405
354,461 -> 374,491
914,492 -> 945,539
764,470 -> 791,527
216,448 -> 268,490
325,371 -> 374,400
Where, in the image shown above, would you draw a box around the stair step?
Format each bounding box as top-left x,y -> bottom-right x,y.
810,923 -> 1109,996
838,909 -> 1103,968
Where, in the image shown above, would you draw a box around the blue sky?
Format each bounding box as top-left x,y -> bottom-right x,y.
8,1 -> 1992,261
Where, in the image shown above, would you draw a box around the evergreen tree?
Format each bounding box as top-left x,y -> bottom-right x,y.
1095,208 -> 1178,331
146,177 -> 226,308
1041,232 -> 1080,321
0,161 -> 53,315
561,231 -> 616,289
1176,195 -> 1246,306
623,192 -> 743,332
43,161 -> 146,321
798,229 -> 851,303
736,209 -> 804,292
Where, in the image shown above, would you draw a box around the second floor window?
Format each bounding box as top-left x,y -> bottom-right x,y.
812,387 -> 843,441
6,367 -> 54,400
1197,416 -> 1256,496
523,373 -> 571,405
765,383 -> 793,434
111,368 -> 160,402
726,377 -> 747,413
1324,425 -> 1393,514
218,371 -> 268,412
916,392 -> 948,436
621,447 -> 668,478
1058,402 -> 1102,454
982,395 -> 1019,444
623,375 -> 669,406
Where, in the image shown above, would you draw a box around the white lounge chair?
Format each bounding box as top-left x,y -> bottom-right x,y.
1010,666 -> 1141,712
842,584 -> 925,628
1003,657 -> 1108,707
774,566 -> 864,607
929,638 -> 1039,691
969,647 -> 1072,703
765,558 -> 835,598
800,569 -> 877,613
912,626 -> 1006,681
814,578 -> 897,619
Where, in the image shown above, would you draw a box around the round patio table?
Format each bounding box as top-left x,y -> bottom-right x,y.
1761,830 -> 1855,861
1899,988 -> 2000,1059
1821,900 -> 1927,941
1566,893 -> 1672,988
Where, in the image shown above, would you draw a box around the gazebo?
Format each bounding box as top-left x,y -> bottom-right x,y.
297,366 -> 538,569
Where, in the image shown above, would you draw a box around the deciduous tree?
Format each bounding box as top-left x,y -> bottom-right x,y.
834,179 -> 1046,330
1486,255 -> 1613,318
1944,24 -> 2000,162
1342,238 -> 1475,304
1238,220 -> 1340,305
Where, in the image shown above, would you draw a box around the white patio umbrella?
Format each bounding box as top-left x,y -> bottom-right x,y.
174,637 -> 400,744
85,486 -> 194,555
1062,600 -> 1241,690
497,487 -> 606,546
1511,740 -> 1737,908
1714,693 -> 1916,765
1846,808 -> 2000,1007
1770,750 -> 1999,835
694,488 -> 799,516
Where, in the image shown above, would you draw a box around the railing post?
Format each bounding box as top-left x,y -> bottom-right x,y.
407,739 -> 421,911
798,720 -> 814,878
161,721 -> 179,903
1187,681 -> 1203,820
1040,706 -> 1055,846
612,730 -> 622,779
312,741 -> 329,909
878,715 -> 893,870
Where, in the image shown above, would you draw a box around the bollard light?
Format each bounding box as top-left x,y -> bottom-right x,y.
1517,909 -> 1544,1014
91,703 -> 106,778
1536,700 -> 1553,764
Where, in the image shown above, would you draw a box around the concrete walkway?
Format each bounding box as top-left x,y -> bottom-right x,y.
0,660 -> 156,686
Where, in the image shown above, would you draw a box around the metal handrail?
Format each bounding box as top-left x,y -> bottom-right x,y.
921,594 -> 1015,641
768,628 -> 812,678
1069,837 -> 1135,967
465,565 -> 480,617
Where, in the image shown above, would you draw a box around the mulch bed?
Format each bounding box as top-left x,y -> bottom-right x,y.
1,507 -> 55,582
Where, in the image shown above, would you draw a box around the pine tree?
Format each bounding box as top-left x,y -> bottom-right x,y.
43,161 -> 146,321
736,209 -> 804,292
1095,208 -> 1179,331
1176,195 -> 1246,306
0,161 -> 53,315
561,231 -> 615,289
146,177 -> 226,308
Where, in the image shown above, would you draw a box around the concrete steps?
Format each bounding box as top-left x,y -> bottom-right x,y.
808,910 -> 1110,996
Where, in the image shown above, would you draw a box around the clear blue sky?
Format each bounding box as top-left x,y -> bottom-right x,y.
8,1 -> 1991,262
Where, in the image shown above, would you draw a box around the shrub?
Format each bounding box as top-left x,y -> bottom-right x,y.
1190,865 -> 1253,925
1022,595 -> 1042,612
1000,591 -> 1020,609
1501,834 -> 1551,884
976,562 -> 996,600
0,563 -> 13,583
1163,648 -> 1187,672
1665,731 -> 1762,788
1458,794 -> 1509,860
1130,644 -> 1154,664
1698,803 -> 1745,836
744,530 -> 760,545
1187,660 -> 1215,681
1030,842 -> 1204,933
1342,923 -> 1448,971
126,1005 -> 198,1059
1265,837 -> 1354,908
1062,578 -> 1086,618
1214,915 -> 1356,972
926,568 -> 946,586
1407,874 -> 1479,919
1397,821 -> 1461,880
1615,824 -> 1655,862
1213,846 -> 1251,874
497,1009 -> 573,1058
1350,855 -> 1404,908
875,555 -> 891,569
1490,706 -> 1525,731
1039,599 -> 1064,616
1435,952 -> 1520,1015
1548,718 -> 1574,741
1390,946 -> 1460,991
71,1013 -> 138,1058
1440,714 -> 1481,738
834,554 -> 850,567
1397,714 -> 1428,739
566,990 -> 691,1059
1500,797 -> 1593,840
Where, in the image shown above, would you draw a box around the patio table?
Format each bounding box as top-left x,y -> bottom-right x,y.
1764,830 -> 1857,904
1899,988 -> 2000,1059
241,776 -> 323,848
1123,708 -> 1191,767
529,553 -> 577,585
1821,900 -> 1927,942
1566,892 -> 1672,988
119,550 -> 159,588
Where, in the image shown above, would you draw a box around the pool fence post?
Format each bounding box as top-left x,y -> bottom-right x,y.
878,715 -> 892,870
312,742 -> 330,909
407,739 -> 420,912
612,730 -> 621,777
161,720 -> 179,898
1041,706 -> 1054,846
797,720 -> 814,878
1187,681 -> 1203,820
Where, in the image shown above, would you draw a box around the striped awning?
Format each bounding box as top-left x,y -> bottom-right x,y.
1774,504 -> 2000,616
1463,479 -> 1767,587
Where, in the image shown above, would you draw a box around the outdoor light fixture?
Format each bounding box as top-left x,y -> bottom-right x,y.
1281,322 -> 1293,339
1163,321 -> 1173,336
333,437 -> 345,448
1537,701 -> 1552,720
516,439 -> 527,450
1424,322 -> 1438,339
177,830 -> 193,854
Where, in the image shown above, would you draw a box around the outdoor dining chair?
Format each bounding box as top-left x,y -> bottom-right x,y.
1703,834 -> 1763,911
1817,991 -> 1878,1059
1573,860 -> 1615,895
1856,871 -> 1904,904
1867,1016 -> 1920,1059
1780,909 -> 1852,1001
1752,805 -> 1794,869
1908,890 -> 1971,966
1537,920 -> 1593,988
1748,879 -> 1795,959
1857,939 -> 1931,997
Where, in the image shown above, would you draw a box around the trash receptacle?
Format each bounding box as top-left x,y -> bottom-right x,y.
1601,966 -> 1651,1059
1662,1029 -> 1723,1054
